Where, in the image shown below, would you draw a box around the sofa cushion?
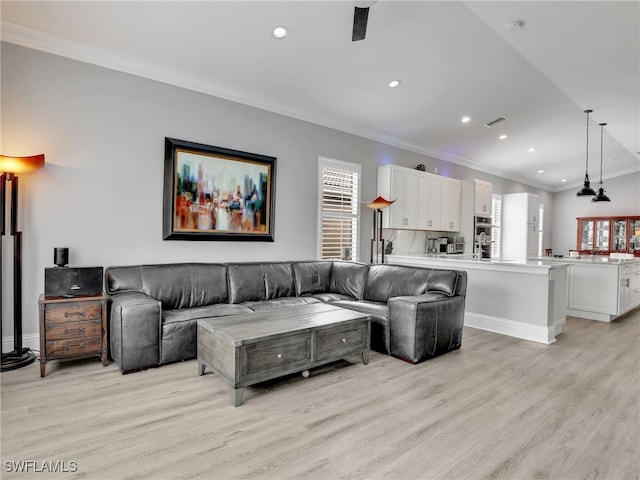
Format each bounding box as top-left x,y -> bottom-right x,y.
363,264 -> 431,303
305,292 -> 355,303
329,261 -> 369,300
293,261 -> 332,295
162,303 -> 253,325
140,263 -> 228,310
228,263 -> 295,304
106,266 -> 143,294
160,303 -> 253,365
427,270 -> 459,297
242,296 -> 321,312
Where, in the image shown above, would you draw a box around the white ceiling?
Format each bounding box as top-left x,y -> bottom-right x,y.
1,0 -> 639,192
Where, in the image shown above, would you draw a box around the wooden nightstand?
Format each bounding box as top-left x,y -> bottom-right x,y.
38,293 -> 108,377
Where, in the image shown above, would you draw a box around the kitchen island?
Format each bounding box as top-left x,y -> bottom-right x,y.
541,256 -> 640,322
387,254 -> 568,344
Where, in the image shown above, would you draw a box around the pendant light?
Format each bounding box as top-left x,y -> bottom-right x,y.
592,122 -> 611,202
576,109 -> 597,196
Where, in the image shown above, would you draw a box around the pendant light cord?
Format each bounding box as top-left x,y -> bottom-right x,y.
599,123 -> 607,185
585,109 -> 591,175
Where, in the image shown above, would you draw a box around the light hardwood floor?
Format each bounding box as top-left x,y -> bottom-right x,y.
2,312 -> 638,480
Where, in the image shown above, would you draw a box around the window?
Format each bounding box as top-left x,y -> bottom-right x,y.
491,194 -> 502,259
318,157 -> 361,261
538,203 -> 544,256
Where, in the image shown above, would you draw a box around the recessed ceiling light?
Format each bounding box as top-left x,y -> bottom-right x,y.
388,79 -> 401,88
528,147 -> 536,152
537,169 -> 544,174
499,134 -> 508,140
461,116 -> 471,123
272,26 -> 288,39
561,179 -> 568,183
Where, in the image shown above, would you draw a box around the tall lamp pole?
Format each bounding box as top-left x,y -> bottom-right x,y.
364,196 -> 395,264
1,154 -> 45,371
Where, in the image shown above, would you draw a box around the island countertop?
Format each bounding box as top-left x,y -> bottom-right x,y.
386,254 -> 567,274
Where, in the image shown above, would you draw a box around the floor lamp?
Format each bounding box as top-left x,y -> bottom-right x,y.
1,154 -> 45,372
364,196 -> 395,264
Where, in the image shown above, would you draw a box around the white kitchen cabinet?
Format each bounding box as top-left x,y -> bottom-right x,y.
425,173 -> 442,230
619,262 -> 640,314
441,177 -> 461,232
474,179 -> 493,216
378,165 -> 461,232
377,165 -> 419,229
417,172 -> 430,230
563,259 -> 640,321
502,192 -> 540,262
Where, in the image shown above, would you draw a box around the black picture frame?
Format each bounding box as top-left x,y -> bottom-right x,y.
163,137 -> 276,241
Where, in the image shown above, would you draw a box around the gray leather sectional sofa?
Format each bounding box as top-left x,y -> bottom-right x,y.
105,261 -> 467,373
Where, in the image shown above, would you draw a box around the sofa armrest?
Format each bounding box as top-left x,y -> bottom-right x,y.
388,293 -> 465,364
109,291 -> 162,373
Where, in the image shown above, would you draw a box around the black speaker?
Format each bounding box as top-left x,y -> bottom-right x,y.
54,247 -> 69,267
44,267 -> 103,298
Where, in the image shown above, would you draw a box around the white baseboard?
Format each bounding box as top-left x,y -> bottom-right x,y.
566,308 -> 614,323
464,312 -> 561,344
2,334 -> 40,354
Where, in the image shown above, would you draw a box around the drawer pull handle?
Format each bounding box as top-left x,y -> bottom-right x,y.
64,311 -> 86,318
276,353 -> 283,359
63,326 -> 85,335
65,343 -> 85,350
341,338 -> 347,343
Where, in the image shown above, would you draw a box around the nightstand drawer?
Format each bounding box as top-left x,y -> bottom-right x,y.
45,320 -> 102,341
44,303 -> 102,324
46,336 -> 102,359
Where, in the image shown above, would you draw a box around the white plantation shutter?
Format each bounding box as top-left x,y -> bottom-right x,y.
491,194 -> 502,259
318,158 -> 361,261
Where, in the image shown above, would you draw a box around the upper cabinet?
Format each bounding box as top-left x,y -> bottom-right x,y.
377,165 -> 461,232
377,165 -> 419,229
577,216 -> 640,257
440,177 -> 462,232
474,179 -> 493,216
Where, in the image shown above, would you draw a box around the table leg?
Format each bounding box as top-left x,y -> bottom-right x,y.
362,349 -> 369,365
231,387 -> 245,407
40,360 -> 46,378
197,360 -> 206,376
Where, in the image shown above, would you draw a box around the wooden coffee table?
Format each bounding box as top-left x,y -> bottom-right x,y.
197,303 -> 370,406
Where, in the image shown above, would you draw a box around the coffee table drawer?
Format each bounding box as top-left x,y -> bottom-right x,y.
241,333 -> 311,376
316,322 -> 368,359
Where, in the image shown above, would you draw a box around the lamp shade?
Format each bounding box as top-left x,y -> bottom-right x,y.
592,186 -> 611,203
0,154 -> 45,174
364,196 -> 395,210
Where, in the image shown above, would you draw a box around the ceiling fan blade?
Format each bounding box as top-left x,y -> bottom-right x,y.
352,6 -> 369,41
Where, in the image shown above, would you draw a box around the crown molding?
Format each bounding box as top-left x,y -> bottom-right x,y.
2,20 -> 556,192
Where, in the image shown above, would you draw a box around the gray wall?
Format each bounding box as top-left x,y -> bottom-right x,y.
1,42 -> 631,344
551,172 -> 640,256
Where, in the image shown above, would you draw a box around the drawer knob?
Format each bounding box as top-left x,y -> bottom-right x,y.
64,311 -> 86,318
341,338 -> 347,343
65,343 -> 85,350
276,353 -> 283,359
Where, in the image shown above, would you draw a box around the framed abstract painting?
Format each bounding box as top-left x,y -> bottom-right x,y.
163,138 -> 276,241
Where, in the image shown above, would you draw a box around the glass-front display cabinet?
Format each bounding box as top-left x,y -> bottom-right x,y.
577,216 -> 640,256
